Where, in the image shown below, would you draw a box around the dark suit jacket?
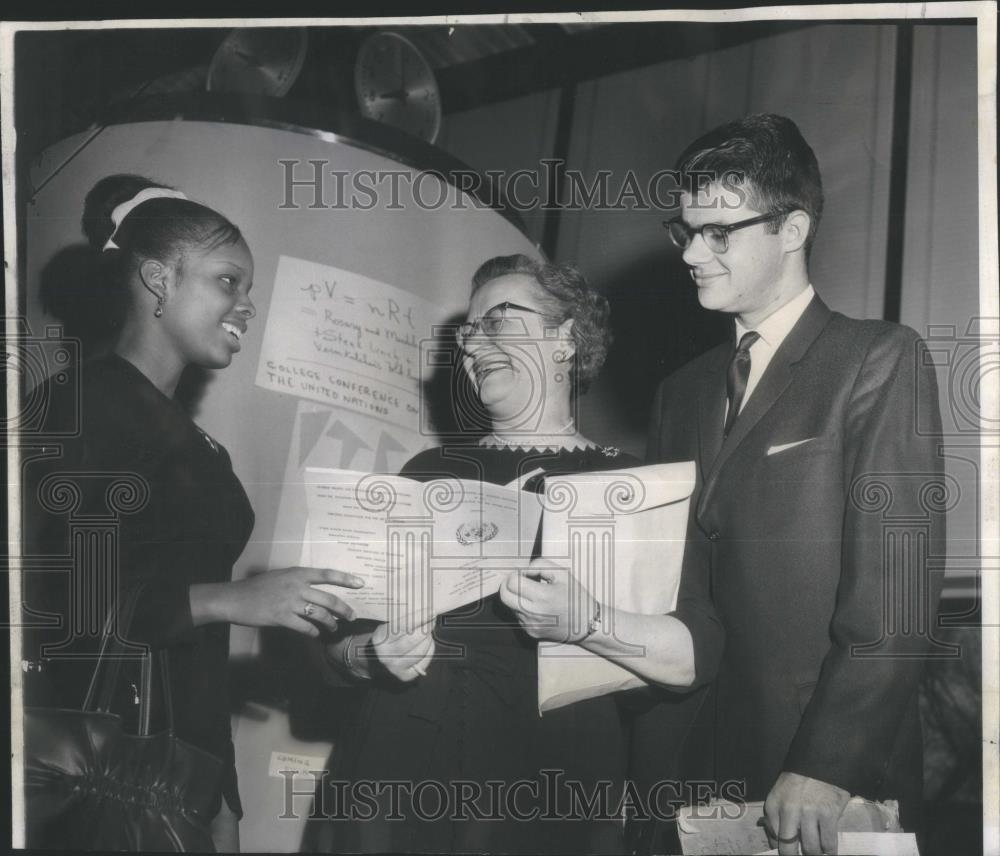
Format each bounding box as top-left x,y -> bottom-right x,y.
645,295 -> 945,825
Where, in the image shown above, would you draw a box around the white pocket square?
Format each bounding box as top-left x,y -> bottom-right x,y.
766,438 -> 816,456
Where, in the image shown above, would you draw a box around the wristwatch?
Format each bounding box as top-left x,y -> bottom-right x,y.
340,636 -> 373,681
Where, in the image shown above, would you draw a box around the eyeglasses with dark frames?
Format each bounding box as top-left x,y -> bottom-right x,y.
456,301 -> 550,347
662,211 -> 788,254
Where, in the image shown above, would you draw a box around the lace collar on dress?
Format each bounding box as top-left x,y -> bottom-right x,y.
478,431 -> 603,453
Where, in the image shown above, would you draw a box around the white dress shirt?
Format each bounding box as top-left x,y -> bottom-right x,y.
729,284 -> 815,417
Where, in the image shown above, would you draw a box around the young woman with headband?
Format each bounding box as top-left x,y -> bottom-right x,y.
22,174 -> 364,851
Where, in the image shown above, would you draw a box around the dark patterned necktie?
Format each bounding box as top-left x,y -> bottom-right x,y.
724,331 -> 760,438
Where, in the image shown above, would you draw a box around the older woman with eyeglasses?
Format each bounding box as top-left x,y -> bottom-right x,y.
317,254 -> 718,855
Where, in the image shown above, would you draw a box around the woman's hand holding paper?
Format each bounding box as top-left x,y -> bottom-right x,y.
194,566 -> 364,637
500,558 -> 596,644
371,615 -> 437,682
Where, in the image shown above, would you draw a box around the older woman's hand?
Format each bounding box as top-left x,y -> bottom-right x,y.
499,558 -> 595,644
370,616 -> 437,682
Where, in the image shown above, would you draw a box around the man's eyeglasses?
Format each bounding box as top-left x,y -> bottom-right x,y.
662,211 -> 787,254
456,301 -> 549,347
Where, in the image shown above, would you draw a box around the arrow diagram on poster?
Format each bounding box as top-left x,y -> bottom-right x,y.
327,420 -> 372,469
298,410 -> 332,469
373,430 -> 408,473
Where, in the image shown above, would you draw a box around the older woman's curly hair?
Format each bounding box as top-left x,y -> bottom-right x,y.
471,254 -> 611,393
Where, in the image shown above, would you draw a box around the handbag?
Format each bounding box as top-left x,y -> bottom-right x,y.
23,586 -> 224,851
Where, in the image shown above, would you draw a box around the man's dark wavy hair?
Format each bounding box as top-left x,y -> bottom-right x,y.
675,113 -> 823,252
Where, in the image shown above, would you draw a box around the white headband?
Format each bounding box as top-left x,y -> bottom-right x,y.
102,187 -> 189,251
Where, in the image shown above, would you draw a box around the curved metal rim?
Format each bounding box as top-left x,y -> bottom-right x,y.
42,92 -> 527,234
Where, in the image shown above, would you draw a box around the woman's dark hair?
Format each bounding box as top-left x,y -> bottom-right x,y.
81,175 -> 243,328
83,174 -> 242,258
470,254 -> 611,393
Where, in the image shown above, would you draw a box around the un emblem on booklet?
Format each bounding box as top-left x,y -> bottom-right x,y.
455,521 -> 499,546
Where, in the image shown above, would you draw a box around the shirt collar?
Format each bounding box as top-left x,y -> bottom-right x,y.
735,284 -> 816,348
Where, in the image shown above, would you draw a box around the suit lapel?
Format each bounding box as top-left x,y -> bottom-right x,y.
698,295 -> 833,515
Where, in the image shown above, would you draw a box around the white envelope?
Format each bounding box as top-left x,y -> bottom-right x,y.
537,460 -> 696,713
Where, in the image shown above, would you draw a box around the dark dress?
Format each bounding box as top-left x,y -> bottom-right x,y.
21,353 -> 254,818
323,443 -> 641,855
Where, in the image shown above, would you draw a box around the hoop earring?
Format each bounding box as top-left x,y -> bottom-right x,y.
154,296 -> 165,318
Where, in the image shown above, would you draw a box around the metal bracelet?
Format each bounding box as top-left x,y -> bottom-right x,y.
342,636 -> 372,681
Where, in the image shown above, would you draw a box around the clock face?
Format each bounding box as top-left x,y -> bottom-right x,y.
354,32 -> 442,144
207,28 -> 308,97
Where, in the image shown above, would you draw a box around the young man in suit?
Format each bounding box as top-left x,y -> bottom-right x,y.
647,114 -> 945,855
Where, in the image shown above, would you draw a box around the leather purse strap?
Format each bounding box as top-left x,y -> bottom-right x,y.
82,584 -> 176,736
82,583 -> 143,713
140,650 -> 176,736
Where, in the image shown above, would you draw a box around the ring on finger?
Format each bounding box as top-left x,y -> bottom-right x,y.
302,602 -> 316,618
776,834 -> 800,844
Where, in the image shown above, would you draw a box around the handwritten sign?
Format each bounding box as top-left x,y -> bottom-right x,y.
256,256 -> 434,431
267,751 -> 328,782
